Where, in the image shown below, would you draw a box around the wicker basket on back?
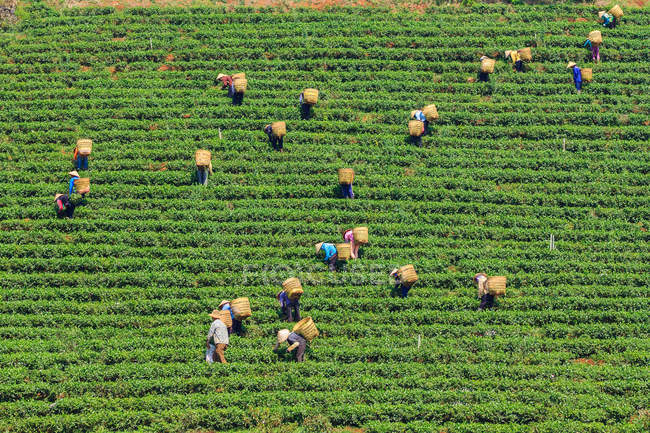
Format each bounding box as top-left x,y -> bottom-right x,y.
231,72 -> 246,80
338,168 -> 354,184
408,120 -> 423,137
74,178 -> 90,195
217,310 -> 232,328
352,226 -> 368,243
195,150 -> 211,166
282,277 -> 304,300
480,58 -> 496,73
233,78 -> 247,93
422,104 -> 439,121
581,68 -> 593,82
588,30 -> 602,45
303,88 -> 319,105
271,121 -> 286,137
487,276 -> 507,296
398,265 -> 418,286
293,317 -> 319,342
336,243 -> 351,260
517,47 -> 532,61
231,297 -> 251,320
76,139 -> 92,156
609,5 -> 623,19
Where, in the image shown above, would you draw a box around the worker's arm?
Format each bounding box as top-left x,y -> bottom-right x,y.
287,342 -> 300,352
208,162 -> 213,175
206,336 -> 212,349
68,178 -> 75,195
73,147 -> 78,160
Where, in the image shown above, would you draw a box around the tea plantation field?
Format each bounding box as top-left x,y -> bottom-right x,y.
0,2 -> 648,432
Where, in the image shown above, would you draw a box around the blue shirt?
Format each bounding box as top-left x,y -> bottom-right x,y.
221,304 -> 234,320
413,110 -> 426,122
278,291 -> 298,307
573,66 -> 582,83
68,176 -> 79,195
321,243 -> 337,262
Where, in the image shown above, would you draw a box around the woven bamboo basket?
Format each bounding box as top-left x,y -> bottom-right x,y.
581,68 -> 593,82
233,78 -> 247,93
518,47 -> 532,61
480,58 -> 495,73
231,72 -> 246,80
231,297 -> 251,320
74,178 -> 90,195
271,121 -> 286,137
338,168 -> 354,184
336,243 -> 351,260
282,277 -> 304,300
217,310 -> 232,328
408,120 -> 423,137
609,5 -> 623,19
76,139 -> 92,156
588,30 -> 602,45
398,265 -> 418,285
303,88 -> 319,105
292,316 -> 319,342
422,104 -> 439,121
352,226 -> 368,244
487,276 -> 507,296
195,150 -> 211,166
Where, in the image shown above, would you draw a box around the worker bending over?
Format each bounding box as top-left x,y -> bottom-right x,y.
342,228 -> 361,259
567,62 -> 582,93
390,268 -> 412,298
474,273 -> 494,311
277,289 -> 301,322
315,242 -> 338,272
54,194 -> 75,219
274,329 -> 307,362
264,124 -> 284,152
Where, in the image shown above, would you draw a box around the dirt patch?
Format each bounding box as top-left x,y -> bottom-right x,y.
571,358 -> 604,366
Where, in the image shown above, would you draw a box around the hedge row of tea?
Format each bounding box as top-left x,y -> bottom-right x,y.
0,2 -> 648,433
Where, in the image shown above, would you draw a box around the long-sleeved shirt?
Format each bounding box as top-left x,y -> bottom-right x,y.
476,275 -> 489,297
601,13 -> 612,27
287,332 -> 306,349
56,195 -> 70,210
412,110 -> 426,122
221,304 -> 235,321
320,243 -> 337,262
278,290 -> 299,307
218,75 -> 233,88
573,66 -> 582,83
510,51 -> 520,64
68,176 -> 79,195
207,319 -> 229,345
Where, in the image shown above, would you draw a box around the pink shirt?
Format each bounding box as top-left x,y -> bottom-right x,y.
343,230 -> 354,243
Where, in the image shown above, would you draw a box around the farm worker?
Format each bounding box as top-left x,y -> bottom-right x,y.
277,290 -> 300,322
567,62 -> 582,93
54,194 -> 75,219
477,56 -> 490,82
474,273 -> 494,311
342,228 -> 360,259
68,170 -> 81,196
264,124 -> 284,152
220,300 -> 243,336
273,329 -> 307,362
410,110 -> 429,136
389,268 -> 411,298
206,309 -> 229,364
217,73 -> 233,94
505,50 -> 523,73
315,242 -> 338,272
583,39 -> 600,63
341,179 -> 354,199
298,92 -> 312,120
73,146 -> 88,171
196,160 -> 213,186
598,11 -> 616,29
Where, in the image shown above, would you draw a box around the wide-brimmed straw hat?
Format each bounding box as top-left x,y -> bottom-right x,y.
277,329 -> 290,343
390,268 -> 398,277
598,11 -> 606,18
566,62 -> 577,69
479,55 -> 487,61
217,73 -> 225,79
504,50 -> 511,58
474,272 -> 488,281
410,110 -> 417,118
209,309 -> 221,319
218,300 -> 230,308
68,170 -> 79,177
54,193 -> 63,201
315,242 -> 324,253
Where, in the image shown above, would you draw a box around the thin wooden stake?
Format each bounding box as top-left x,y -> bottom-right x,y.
149,38 -> 153,50
218,128 -> 222,140
417,334 -> 421,349
562,138 -> 566,152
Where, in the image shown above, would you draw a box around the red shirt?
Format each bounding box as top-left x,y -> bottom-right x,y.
219,75 -> 233,88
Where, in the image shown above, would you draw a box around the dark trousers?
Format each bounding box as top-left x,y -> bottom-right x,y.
575,80 -> 582,91
232,319 -> 243,336
75,156 -> 88,170
56,203 -> 75,218
197,168 -> 208,185
422,120 -> 430,136
396,283 -> 410,298
282,303 -> 301,322
609,17 -> 616,29
294,341 -> 306,362
300,103 -> 312,120
412,135 -> 422,147
327,254 -> 338,272
341,183 -> 354,199
270,135 -> 283,151
515,60 -> 523,72
478,71 -> 489,82
232,92 -> 244,105
478,294 -> 495,310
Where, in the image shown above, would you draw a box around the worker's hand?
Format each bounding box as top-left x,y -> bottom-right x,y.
287,347 -> 294,352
